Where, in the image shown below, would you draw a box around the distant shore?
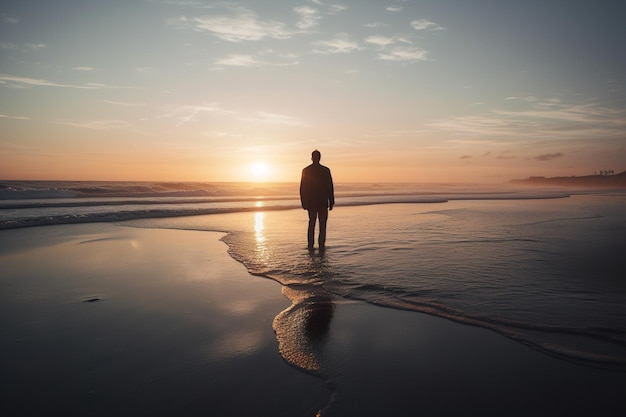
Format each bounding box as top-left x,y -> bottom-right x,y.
511,171 -> 626,188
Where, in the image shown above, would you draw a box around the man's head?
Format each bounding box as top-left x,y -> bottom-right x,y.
311,150 -> 321,163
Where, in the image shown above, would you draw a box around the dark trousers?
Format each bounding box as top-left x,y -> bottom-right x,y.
307,207 -> 328,248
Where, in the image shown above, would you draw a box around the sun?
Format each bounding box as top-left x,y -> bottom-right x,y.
250,162 -> 270,181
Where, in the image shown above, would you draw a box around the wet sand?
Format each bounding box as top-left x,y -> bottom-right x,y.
1,223 -> 624,416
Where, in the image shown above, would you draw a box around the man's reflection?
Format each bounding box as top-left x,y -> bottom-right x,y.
273,253 -> 334,372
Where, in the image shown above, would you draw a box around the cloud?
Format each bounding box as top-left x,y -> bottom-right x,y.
378,46 -> 429,62
431,97 -> 626,140
1,42 -> 46,51
212,52 -> 299,69
242,111 -> 307,126
492,101 -> 622,124
387,6 -> 403,12
365,35 -> 429,64
307,0 -> 346,13
164,103 -> 231,127
313,33 -> 361,54
0,74 -> 106,89
25,43 -> 46,49
534,152 -> 564,161
411,19 -> 445,31
214,54 -> 261,68
505,95 -> 538,103
173,9 -> 292,42
1,14 -> 18,24
201,130 -> 244,138
449,139 -> 502,145
154,0 -> 207,6
0,113 -> 29,120
294,6 -> 320,30
364,22 -> 384,28
136,66 -> 158,73
73,66 -> 96,72
459,155 -> 472,159
329,4 -> 347,13
56,119 -> 131,130
365,35 -> 411,47
102,100 -> 146,107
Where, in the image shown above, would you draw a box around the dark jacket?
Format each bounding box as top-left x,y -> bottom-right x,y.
300,163 -> 334,210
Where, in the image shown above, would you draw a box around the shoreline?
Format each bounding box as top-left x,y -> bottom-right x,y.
1,223 -> 624,416
1,190 -> 613,231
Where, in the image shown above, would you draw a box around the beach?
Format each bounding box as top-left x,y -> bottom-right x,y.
1,220 -> 624,416
0,224 -> 329,416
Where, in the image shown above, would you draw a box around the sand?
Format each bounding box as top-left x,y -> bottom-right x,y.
1,223 -> 624,416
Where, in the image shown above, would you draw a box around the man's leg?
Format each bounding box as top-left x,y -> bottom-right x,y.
307,209 -> 317,249
318,207 -> 329,248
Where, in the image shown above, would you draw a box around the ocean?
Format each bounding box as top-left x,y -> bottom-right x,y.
1,180 -> 625,370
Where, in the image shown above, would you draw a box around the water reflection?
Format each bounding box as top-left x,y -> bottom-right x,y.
254,212 -> 265,239
273,252 -> 335,372
254,210 -> 269,263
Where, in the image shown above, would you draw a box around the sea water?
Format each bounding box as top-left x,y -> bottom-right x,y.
1,181 -> 625,369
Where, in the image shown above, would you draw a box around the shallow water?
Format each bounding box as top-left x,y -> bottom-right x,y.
126,194 -> 626,369
2,181 -> 625,368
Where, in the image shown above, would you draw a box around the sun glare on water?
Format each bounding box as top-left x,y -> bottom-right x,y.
250,162 -> 270,181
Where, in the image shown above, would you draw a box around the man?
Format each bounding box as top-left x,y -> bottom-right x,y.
300,150 -> 335,250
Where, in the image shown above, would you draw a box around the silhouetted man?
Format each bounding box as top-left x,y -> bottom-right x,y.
300,150 -> 334,250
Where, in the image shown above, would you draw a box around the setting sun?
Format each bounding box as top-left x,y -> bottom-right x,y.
250,162 -> 270,181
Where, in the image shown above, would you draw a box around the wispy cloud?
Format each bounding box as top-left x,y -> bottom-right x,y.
505,95 -> 539,103
411,19 -> 445,31
164,103 -> 231,127
313,33 -> 361,54
431,97 -> 626,140
386,6 -> 403,12
1,14 -> 18,24
153,0 -> 207,6
0,74 -> 106,89
212,52 -> 299,69
26,43 -> 46,49
307,0 -> 347,13
364,32 -> 431,63
294,6 -> 320,30
136,66 -> 158,73
365,35 -> 411,47
241,111 -> 307,126
102,100 -> 146,107
172,8 -> 292,42
534,152 -> 564,161
1,42 -> 46,50
378,45 -> 429,62
56,119 -> 131,130
214,54 -> 261,68
0,113 -> 29,120
201,130 -> 244,138
496,154 -> 517,160
73,66 -> 96,72
329,4 -> 347,13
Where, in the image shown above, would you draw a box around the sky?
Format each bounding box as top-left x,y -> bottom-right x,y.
1,0 -> 625,183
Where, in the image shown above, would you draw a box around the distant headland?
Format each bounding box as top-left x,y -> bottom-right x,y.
510,171 -> 626,188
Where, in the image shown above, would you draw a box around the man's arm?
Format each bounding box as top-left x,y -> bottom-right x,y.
328,169 -> 335,210
299,169 -> 307,209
